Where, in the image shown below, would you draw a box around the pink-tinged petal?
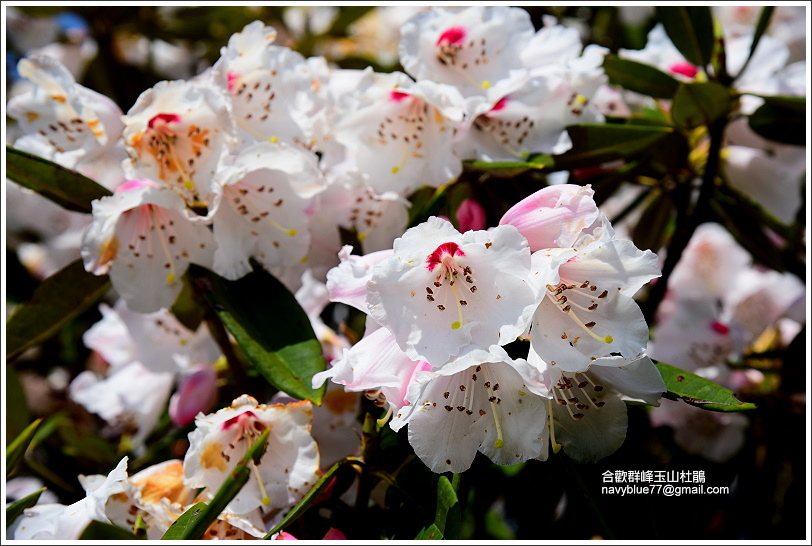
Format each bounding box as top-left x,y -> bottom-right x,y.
325,246 -> 393,312
499,184 -> 599,250
169,367 -> 219,426
455,198 -> 487,232
322,527 -> 347,540
275,531 -> 298,540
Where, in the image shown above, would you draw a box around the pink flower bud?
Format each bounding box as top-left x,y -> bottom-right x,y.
456,198 -> 487,232
168,367 -> 218,426
499,184 -> 599,250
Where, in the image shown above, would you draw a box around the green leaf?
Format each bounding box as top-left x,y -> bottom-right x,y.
433,475 -> 461,539
79,520 -> 144,540
5,367 -> 31,442
408,185 -> 448,228
553,124 -> 674,169
710,197 -> 786,272
170,272 -> 208,332
162,429 -> 270,540
602,56 -> 680,99
6,259 -> 111,361
734,6 -> 774,81
188,265 -> 326,404
264,457 -> 363,539
671,81 -> 730,130
655,7 -> 715,67
6,418 -> 43,477
6,487 -> 45,528
464,153 -> 554,175
747,96 -> 805,146
655,362 -> 757,412
415,523 -> 444,540
631,191 -> 674,252
5,146 -> 112,213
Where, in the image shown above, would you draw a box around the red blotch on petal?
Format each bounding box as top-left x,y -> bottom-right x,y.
710,321 -> 730,335
148,113 -> 181,129
490,96 -> 509,112
437,26 -> 466,46
426,242 -> 465,271
389,90 -> 411,102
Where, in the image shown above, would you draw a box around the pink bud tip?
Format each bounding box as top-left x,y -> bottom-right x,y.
456,198 -> 487,232
437,26 -> 466,46
168,367 -> 218,426
668,61 -> 698,79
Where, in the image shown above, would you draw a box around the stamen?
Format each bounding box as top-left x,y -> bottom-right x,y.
547,399 -> 562,453
566,309 -> 613,344
484,368 -> 504,449
251,461 -> 271,506
377,405 -> 393,428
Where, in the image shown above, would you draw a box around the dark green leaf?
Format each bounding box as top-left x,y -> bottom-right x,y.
170,272 -> 208,332
655,361 -> 757,412
408,186 -> 448,228
160,503 -> 207,540
734,7 -> 775,81
631,191 -> 674,252
603,56 -> 680,99
188,265 -> 326,403
464,153 -> 555,174
415,523 -> 444,540
671,81 -> 730,130
655,7 -> 715,67
5,146 -> 112,213
6,418 -> 43,478
747,97 -> 805,146
5,487 -> 45,528
554,124 -> 673,169
710,198 -> 786,272
79,520 -> 143,540
6,259 -> 110,361
5,367 -> 30,442
433,475 -> 461,539
162,429 -> 270,540
264,457 -> 363,538
326,6 -> 375,36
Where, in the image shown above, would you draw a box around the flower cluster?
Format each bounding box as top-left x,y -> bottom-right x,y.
315,182 -> 665,471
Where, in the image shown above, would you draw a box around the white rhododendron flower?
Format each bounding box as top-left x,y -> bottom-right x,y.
527,224 -> 660,373
82,299 -> 220,373
81,179 -> 216,313
13,458 -> 129,540
366,216 -> 538,366
7,55 -> 124,169
210,141 -> 325,280
395,345 -> 551,473
334,71 -> 464,196
212,21 -> 323,151
399,6 -> 534,97
530,349 -> 665,462
122,79 -> 237,210
184,395 -> 321,517
69,362 -> 174,449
